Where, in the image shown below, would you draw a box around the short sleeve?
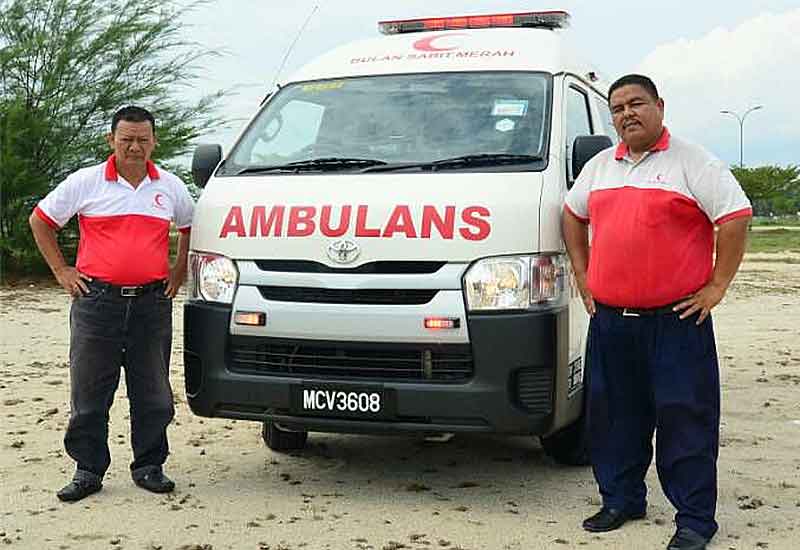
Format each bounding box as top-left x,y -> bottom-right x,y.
34,173 -> 83,229
687,159 -> 752,224
172,179 -> 195,233
564,157 -> 597,223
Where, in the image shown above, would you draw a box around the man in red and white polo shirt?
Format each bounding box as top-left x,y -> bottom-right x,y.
29,106 -> 194,502
562,75 -> 751,550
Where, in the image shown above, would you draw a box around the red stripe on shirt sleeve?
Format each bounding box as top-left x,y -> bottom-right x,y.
715,207 -> 753,225
178,226 -> 191,234
34,206 -> 60,229
564,204 -> 590,224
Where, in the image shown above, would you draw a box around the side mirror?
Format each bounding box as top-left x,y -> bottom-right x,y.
571,135 -> 613,185
191,144 -> 222,188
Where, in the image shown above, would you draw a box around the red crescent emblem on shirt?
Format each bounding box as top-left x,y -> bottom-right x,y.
154,193 -> 164,206
413,33 -> 466,52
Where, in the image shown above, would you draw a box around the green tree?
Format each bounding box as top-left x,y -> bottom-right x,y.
732,165 -> 800,216
0,0 -> 226,277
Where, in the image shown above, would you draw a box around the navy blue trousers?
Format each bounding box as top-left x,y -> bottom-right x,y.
588,305 -> 720,539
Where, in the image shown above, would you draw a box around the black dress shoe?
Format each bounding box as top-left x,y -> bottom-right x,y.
582,507 -> 646,532
56,479 -> 102,502
667,527 -> 708,550
133,469 -> 175,493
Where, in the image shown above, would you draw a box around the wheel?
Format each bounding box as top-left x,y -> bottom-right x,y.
540,351 -> 592,466
540,410 -> 590,466
262,420 -> 308,452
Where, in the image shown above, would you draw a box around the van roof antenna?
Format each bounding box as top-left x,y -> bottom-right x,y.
270,4 -> 319,92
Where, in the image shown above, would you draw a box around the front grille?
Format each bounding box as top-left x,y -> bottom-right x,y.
255,260 -> 445,274
514,368 -> 554,414
229,337 -> 474,381
258,286 -> 438,305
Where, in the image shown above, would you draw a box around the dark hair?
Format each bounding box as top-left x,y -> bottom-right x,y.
111,106 -> 156,134
608,74 -> 659,101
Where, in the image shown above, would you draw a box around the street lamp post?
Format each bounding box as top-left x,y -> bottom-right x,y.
720,105 -> 763,168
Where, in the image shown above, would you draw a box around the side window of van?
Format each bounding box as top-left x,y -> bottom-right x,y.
565,86 -> 593,182
594,97 -> 617,142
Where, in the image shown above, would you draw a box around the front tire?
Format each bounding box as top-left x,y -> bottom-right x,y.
262,420 -> 308,452
540,410 -> 590,466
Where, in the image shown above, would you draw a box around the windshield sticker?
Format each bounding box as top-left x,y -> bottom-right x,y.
495,118 -> 515,133
492,99 -> 528,117
351,50 -> 516,64
302,81 -> 345,93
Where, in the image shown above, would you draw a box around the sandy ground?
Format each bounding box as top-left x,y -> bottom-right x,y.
1,257 -> 798,550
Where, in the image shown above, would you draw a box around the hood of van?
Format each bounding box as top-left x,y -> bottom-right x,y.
190,172 -> 545,265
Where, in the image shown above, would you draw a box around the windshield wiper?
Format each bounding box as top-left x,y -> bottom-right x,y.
361,153 -> 543,173
236,157 -> 387,175
429,153 -> 543,169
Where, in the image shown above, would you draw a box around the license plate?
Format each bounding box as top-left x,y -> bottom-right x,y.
291,385 -> 390,419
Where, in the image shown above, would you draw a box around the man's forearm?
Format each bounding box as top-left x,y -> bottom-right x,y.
711,217 -> 750,291
562,209 -> 595,314
174,231 -> 190,270
562,211 -> 590,276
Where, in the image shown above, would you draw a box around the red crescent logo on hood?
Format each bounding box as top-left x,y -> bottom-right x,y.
413,33 -> 467,52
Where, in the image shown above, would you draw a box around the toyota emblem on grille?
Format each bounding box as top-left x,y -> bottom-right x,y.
327,239 -> 360,264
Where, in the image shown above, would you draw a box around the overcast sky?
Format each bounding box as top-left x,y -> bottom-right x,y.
181,1 -> 799,167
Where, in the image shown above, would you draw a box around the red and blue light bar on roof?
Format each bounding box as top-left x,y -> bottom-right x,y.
378,11 -> 570,35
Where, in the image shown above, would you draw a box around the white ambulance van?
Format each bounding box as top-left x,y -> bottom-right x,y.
186,11 -> 615,465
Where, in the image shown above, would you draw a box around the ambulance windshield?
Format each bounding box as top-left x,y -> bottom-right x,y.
224,72 -> 551,174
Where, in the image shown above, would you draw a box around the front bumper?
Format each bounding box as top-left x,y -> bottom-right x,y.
183,301 -> 568,435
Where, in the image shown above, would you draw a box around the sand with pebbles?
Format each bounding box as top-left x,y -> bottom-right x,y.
1,256 -> 798,550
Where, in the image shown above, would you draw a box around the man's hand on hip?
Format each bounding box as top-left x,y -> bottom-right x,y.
673,282 -> 727,325
55,266 -> 92,297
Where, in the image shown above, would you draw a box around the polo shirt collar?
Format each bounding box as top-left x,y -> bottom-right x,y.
104,154 -> 160,182
614,127 -> 671,161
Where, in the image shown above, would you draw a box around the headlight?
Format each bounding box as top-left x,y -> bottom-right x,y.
464,254 -> 567,311
531,254 -> 567,305
188,251 -> 238,304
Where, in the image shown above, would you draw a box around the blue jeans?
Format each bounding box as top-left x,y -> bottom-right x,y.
588,305 -> 720,539
65,281 -> 174,479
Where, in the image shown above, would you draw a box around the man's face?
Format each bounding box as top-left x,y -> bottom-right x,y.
106,120 -> 156,169
609,84 -> 664,153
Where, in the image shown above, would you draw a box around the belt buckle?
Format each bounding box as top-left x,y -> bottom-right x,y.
120,286 -> 139,297
621,308 -> 640,317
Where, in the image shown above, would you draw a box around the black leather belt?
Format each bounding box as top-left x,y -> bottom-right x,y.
89,279 -> 166,297
596,300 -> 684,317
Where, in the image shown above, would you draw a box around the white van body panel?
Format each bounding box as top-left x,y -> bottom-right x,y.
231,285 -> 469,343
192,173 -> 544,264
286,28 -> 593,83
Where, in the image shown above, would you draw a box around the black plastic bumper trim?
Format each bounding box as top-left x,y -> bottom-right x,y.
183,300 -> 567,435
